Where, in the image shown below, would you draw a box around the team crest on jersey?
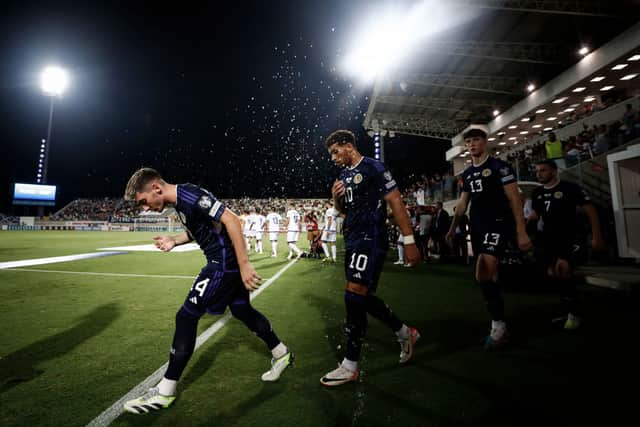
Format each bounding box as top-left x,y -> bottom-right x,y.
554,191 -> 563,199
499,167 -> 510,176
354,173 -> 363,184
482,168 -> 492,177
198,195 -> 212,209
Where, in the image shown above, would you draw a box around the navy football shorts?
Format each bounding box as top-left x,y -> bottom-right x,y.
344,235 -> 387,293
471,219 -> 517,258
181,263 -> 249,318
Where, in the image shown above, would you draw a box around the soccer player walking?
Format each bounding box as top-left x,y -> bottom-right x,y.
529,160 -> 604,329
122,168 -> 292,414
447,129 -> 532,350
321,130 -> 420,386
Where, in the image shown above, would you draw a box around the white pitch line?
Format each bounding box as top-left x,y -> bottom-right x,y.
1,268 -> 196,279
0,251 -> 125,270
1,268 -> 272,282
86,257 -> 299,427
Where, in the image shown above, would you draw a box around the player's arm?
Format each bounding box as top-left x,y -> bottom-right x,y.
583,203 -> 605,251
504,182 -> 532,252
153,231 -> 192,252
446,192 -> 469,240
385,189 -> 420,266
332,180 -> 345,213
220,209 -> 261,291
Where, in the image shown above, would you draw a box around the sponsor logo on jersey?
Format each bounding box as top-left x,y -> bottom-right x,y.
482,168 -> 492,177
198,195 -> 212,209
554,191 -> 563,199
345,177 -> 353,183
354,173 -> 363,184
353,272 -> 362,279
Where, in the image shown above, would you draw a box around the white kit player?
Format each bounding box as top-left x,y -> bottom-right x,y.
243,210 -> 256,252
254,209 -> 266,254
321,201 -> 338,262
285,204 -> 303,260
266,210 -> 282,257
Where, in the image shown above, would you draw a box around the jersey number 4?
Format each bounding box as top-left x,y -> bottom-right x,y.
191,278 -> 210,298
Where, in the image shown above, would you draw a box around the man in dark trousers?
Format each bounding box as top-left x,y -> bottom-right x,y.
430,201 -> 450,259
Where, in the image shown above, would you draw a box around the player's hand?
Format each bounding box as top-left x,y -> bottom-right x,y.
517,232 -> 532,252
591,235 -> 606,252
153,236 -> 176,252
445,230 -> 455,241
403,243 -> 421,267
332,180 -> 345,198
240,263 -> 262,291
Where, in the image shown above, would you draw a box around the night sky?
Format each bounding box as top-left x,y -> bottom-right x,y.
0,1 -> 451,212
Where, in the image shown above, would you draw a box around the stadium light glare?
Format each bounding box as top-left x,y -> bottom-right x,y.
341,1 -> 477,82
493,109 -> 500,117
40,66 -> 69,96
526,83 -> 535,92
578,46 -> 589,56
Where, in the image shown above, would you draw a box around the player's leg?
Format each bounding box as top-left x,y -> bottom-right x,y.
554,258 -> 581,329
395,238 -> 404,265
331,242 -> 337,261
288,232 -> 303,257
229,297 -> 293,381
476,253 -> 508,349
124,305 -> 201,413
321,231 -> 331,260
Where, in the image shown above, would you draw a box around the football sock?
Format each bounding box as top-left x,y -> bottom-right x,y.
560,277 -> 580,316
398,244 -> 404,261
230,302 -> 281,350
271,342 -> 287,359
271,241 -> 277,256
344,290 -> 368,361
395,324 -> 410,340
366,294 -> 404,332
289,243 -> 302,255
322,242 -> 330,258
157,377 -> 177,396
478,280 -> 505,321
331,245 -> 337,260
341,358 -> 358,372
165,306 -> 199,381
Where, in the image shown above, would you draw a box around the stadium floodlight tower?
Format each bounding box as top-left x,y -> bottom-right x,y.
39,65 -> 69,184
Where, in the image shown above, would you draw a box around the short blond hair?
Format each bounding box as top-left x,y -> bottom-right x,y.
124,168 -> 163,200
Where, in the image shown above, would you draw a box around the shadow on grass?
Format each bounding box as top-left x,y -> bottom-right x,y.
0,303 -> 121,393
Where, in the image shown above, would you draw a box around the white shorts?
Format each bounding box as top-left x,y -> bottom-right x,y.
287,231 -> 299,243
255,232 -> 263,241
269,231 -> 279,241
322,230 -> 337,243
244,231 -> 256,238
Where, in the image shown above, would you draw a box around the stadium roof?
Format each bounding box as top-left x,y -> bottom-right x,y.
361,1 -> 640,140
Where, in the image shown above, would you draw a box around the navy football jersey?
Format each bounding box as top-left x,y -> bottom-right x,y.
462,156 -> 517,226
531,180 -> 591,238
338,157 -> 397,241
175,183 -> 238,271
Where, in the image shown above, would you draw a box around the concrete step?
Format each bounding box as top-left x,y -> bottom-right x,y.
577,265 -> 640,291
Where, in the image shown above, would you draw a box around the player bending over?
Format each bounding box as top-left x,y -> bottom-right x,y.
122,168 -> 292,414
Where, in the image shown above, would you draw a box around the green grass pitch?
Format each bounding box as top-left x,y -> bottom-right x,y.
0,231 -> 637,426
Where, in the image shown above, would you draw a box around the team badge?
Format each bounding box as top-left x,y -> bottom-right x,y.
354,173 -> 363,184
482,168 -> 492,177
198,195 -> 212,209
554,191 -> 563,199
499,166 -> 510,176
